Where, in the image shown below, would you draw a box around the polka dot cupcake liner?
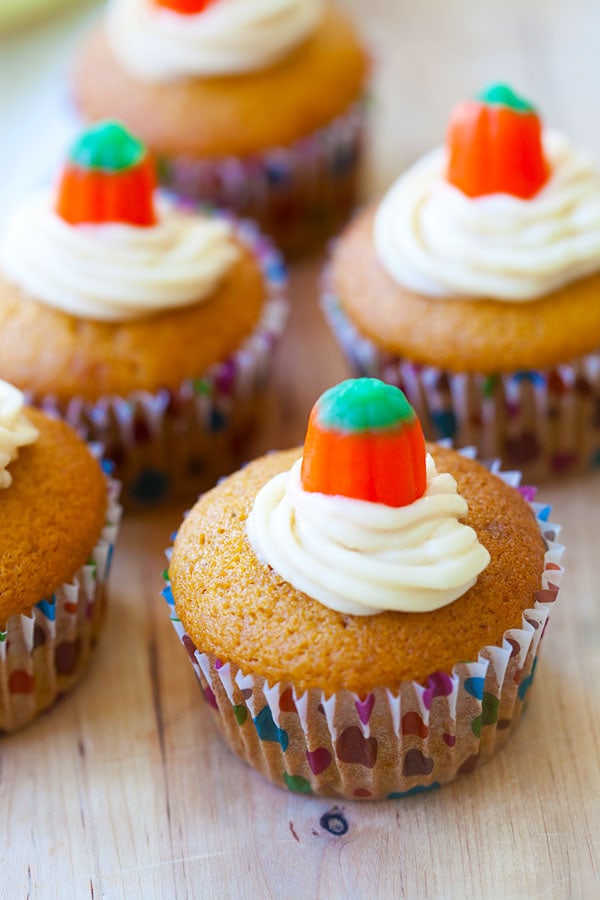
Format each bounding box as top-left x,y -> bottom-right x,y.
0,455 -> 121,734
34,218 -> 288,508
162,455 -> 564,800
322,291 -> 600,483
158,101 -> 366,258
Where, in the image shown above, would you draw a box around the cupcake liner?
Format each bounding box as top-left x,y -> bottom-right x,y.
322,288 -> 600,483
162,455 -> 564,800
34,218 -> 288,507
0,454 -> 121,734
158,101 -> 366,257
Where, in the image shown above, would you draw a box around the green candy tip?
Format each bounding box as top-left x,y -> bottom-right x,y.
68,121 -> 147,173
476,83 -> 537,114
316,378 -> 416,433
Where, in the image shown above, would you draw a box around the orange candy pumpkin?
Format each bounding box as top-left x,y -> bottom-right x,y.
301,379 -> 427,508
446,84 -> 549,199
55,122 -> 156,227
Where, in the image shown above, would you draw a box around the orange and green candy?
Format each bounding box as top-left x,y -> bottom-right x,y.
301,379 -> 427,508
56,121 -> 156,227
446,83 -> 549,199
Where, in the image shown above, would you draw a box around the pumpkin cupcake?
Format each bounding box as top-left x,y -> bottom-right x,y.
72,0 -> 369,256
324,84 -> 600,481
165,378 -> 564,800
0,121 -> 287,506
0,379 -> 121,733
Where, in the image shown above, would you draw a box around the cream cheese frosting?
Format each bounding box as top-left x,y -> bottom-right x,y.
0,191 -> 240,322
106,0 -> 324,82
374,131 -> 600,301
246,454 -> 490,615
0,381 -> 39,490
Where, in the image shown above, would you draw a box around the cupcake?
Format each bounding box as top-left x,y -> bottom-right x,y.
0,121 -> 287,506
71,0 -> 369,256
0,379 -> 121,733
324,83 -> 600,481
165,378 -> 564,800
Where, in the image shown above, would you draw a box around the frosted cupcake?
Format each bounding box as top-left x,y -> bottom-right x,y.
0,380 -> 120,733
165,378 -> 563,799
72,0 -> 369,256
0,121 -> 287,505
324,84 -> 600,481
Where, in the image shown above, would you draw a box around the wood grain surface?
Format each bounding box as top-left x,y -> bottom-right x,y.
2,2 -> 600,898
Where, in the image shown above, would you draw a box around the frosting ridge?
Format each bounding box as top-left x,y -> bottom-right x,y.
374,131 -> 600,301
1,191 -> 239,322
247,455 -> 490,615
106,0 -> 324,82
0,381 -> 39,490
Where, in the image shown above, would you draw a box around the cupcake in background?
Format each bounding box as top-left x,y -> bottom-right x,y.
72,0 -> 369,257
324,84 -> 600,481
0,121 -> 287,506
165,378 -> 563,800
0,379 -> 121,733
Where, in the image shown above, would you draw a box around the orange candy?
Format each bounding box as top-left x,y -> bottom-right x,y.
300,379 -> 427,508
56,155 -> 156,227
446,85 -> 549,199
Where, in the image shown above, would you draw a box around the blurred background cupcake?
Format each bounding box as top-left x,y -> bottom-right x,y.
324,84 -> 600,482
0,379 -> 120,733
71,0 -> 369,257
0,120 -> 288,506
165,379 -> 564,800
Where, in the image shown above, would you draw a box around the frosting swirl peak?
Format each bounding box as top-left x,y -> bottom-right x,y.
106,0 -> 325,82
247,455 -> 490,615
1,191 -> 239,322
374,131 -> 600,301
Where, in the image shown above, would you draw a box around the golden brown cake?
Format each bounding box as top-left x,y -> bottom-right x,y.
332,208 -> 600,375
166,379 -> 563,800
0,387 -> 120,733
0,239 -> 265,402
0,409 -> 106,623
72,2 -> 369,255
74,6 -> 367,159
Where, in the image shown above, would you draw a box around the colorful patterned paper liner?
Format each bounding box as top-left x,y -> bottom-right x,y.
0,453 -> 121,734
322,289 -> 600,483
33,217 -> 288,507
162,453 -> 564,800
158,101 -> 366,257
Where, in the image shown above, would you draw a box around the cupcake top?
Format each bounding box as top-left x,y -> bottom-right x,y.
0,382 -> 107,623
106,0 -> 325,82
171,406 -> 544,692
247,379 -> 490,615
0,121 -> 239,322
374,83 -> 600,301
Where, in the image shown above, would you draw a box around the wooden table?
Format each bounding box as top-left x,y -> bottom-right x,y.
2,2 -> 600,897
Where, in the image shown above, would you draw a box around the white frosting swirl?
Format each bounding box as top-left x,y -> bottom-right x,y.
106,0 -> 324,82
247,455 -> 490,615
0,381 -> 39,490
0,191 -> 240,322
374,131 -> 600,301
